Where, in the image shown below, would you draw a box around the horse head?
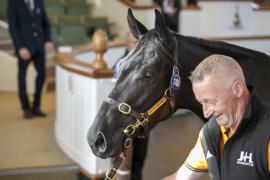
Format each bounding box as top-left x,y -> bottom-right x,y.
87,9 -> 197,159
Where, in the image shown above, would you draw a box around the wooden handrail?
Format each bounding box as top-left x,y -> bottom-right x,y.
53,53 -> 115,79
119,0 -> 159,9
54,35 -> 270,79
199,0 -> 253,1
119,0 -> 201,10
253,3 -> 270,10
74,40 -> 126,54
206,35 -> 270,41
53,40 -> 126,79
74,34 -> 270,53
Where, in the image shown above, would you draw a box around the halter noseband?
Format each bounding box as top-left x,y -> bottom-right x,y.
104,36 -> 181,180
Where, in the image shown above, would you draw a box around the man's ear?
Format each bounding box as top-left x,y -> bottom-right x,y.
232,80 -> 244,98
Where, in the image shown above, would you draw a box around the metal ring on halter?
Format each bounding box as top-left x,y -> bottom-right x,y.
118,103 -> 131,115
164,89 -> 170,97
105,168 -> 117,180
173,65 -> 179,75
124,137 -> 133,148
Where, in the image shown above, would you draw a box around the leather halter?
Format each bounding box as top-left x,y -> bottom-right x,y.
104,88 -> 174,146
104,89 -> 174,180
104,36 -> 180,180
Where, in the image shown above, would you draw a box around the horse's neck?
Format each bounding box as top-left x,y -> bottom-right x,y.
173,35 -> 270,122
177,35 -> 268,66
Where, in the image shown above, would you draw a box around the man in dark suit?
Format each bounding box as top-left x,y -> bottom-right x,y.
154,0 -> 181,32
7,0 -> 54,119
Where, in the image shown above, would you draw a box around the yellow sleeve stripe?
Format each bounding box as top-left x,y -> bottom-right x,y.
184,161 -> 208,172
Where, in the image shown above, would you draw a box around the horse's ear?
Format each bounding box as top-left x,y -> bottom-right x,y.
127,8 -> 148,39
154,9 -> 169,35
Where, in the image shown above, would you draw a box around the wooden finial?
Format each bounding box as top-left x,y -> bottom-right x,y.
91,29 -> 108,69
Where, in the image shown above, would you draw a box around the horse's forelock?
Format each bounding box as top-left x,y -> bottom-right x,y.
148,31 -> 178,65
122,29 -> 178,71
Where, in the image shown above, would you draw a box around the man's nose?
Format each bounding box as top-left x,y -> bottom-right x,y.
203,104 -> 213,119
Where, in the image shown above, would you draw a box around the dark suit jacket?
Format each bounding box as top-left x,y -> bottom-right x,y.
7,0 -> 51,54
153,0 -> 181,13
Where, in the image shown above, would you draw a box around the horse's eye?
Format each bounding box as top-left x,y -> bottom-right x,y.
145,72 -> 153,79
137,71 -> 153,80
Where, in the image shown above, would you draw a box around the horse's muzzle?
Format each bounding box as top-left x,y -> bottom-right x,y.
95,131 -> 107,153
88,130 -> 107,158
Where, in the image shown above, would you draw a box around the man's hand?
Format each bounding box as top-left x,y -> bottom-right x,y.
44,42 -> 54,53
19,48 -> 31,61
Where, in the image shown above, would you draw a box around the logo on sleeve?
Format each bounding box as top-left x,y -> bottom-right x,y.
237,151 -> 254,167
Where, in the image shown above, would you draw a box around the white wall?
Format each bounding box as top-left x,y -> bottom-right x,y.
88,0 -> 158,38
88,1 -> 270,39
181,1 -> 270,37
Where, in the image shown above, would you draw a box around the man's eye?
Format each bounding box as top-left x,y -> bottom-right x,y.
207,100 -> 217,105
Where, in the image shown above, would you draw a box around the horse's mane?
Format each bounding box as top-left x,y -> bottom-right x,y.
174,33 -> 270,60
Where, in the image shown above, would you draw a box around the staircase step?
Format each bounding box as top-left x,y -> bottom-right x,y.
0,39 -> 12,45
0,43 -> 13,50
0,164 -> 80,180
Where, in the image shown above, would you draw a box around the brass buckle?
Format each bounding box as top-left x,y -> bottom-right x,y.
123,125 -> 135,136
138,113 -> 148,126
124,137 -> 133,148
118,103 -> 131,115
105,168 -> 117,180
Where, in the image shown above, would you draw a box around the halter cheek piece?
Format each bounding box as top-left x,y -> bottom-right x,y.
104,88 -> 173,146
104,36 -> 181,180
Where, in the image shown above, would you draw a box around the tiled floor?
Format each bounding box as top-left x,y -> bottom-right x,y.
0,92 -> 75,170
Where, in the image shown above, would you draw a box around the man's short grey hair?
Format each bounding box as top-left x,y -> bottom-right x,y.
189,54 -> 245,86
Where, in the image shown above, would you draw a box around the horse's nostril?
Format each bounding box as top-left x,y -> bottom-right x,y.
95,131 -> 107,153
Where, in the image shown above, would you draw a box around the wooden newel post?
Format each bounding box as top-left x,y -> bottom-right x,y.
91,29 -> 108,69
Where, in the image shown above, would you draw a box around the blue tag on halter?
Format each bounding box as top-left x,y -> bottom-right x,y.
170,74 -> 181,90
169,66 -> 181,91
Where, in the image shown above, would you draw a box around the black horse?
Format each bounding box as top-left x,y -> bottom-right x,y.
87,9 -> 270,160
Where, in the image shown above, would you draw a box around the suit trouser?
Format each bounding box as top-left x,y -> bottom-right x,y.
17,50 -> 45,110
